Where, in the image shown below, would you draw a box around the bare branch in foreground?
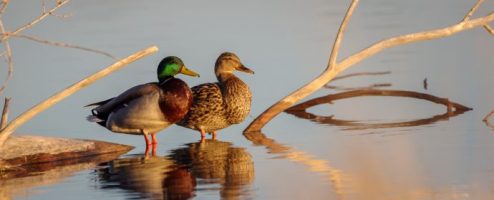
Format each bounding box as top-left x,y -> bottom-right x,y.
0,97 -> 10,129
330,71 -> 391,82
324,83 -> 391,91
0,46 -> 159,148
244,0 -> 359,132
0,19 -> 13,96
483,109 -> 494,129
484,24 -> 494,35
244,1 -> 494,132
10,34 -> 118,60
462,0 -> 484,22
1,0 -> 70,42
0,0 -> 9,16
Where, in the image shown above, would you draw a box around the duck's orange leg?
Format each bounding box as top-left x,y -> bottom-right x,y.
212,131 -> 217,140
200,129 -> 206,142
151,133 -> 157,156
143,134 -> 151,156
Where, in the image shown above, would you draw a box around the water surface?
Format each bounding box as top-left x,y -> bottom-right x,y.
2,0 -> 494,199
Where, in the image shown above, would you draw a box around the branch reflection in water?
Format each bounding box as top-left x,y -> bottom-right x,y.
1,151 -> 125,200
243,131 -> 348,199
95,139 -> 254,200
286,89 -> 472,130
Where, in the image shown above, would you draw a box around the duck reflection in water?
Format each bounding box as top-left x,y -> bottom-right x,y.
96,139 -> 254,200
96,155 -> 196,200
169,139 -> 254,199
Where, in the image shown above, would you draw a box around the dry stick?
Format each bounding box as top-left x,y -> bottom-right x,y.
483,110 -> 494,122
330,71 -> 391,82
0,97 -> 10,129
462,0 -> 484,22
0,0 -> 9,16
10,34 -> 118,60
484,24 -> 494,35
244,3 -> 494,133
0,46 -> 159,147
245,0 -> 359,132
0,20 -> 13,96
2,0 -> 70,41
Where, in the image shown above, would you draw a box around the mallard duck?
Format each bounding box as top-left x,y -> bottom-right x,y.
86,56 -> 199,153
177,52 -> 254,139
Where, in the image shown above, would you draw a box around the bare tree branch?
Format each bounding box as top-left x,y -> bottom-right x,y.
244,1 -> 494,133
463,0 -> 484,22
9,34 -> 118,60
484,24 -> 494,35
0,46 -> 159,148
0,97 -> 10,129
330,71 -> 391,82
1,0 -> 70,42
0,0 -> 9,16
483,109 -> 494,128
244,0 -> 360,132
0,20 -> 13,96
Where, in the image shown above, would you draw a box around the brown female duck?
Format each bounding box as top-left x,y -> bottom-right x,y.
177,52 -> 254,139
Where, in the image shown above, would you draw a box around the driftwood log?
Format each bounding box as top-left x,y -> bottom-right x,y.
0,135 -> 133,175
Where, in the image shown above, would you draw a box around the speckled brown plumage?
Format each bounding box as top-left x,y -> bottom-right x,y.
177,52 -> 254,135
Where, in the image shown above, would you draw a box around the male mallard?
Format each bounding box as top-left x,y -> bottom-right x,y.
177,52 -> 254,139
86,56 -> 199,153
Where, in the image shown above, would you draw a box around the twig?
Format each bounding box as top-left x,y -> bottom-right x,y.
286,89 -> 471,130
462,0 -> 484,22
0,0 -> 9,16
244,1 -> 494,133
1,0 -> 69,42
324,83 -> 391,91
484,110 -> 494,122
483,109 -> 494,130
330,71 -> 391,82
327,0 -> 358,70
484,24 -> 494,35
0,97 -> 10,129
10,34 -> 118,60
0,46 -> 159,147
0,20 -> 13,96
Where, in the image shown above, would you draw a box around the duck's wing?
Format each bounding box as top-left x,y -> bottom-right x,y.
85,98 -> 114,107
185,83 -> 224,120
91,83 -> 160,115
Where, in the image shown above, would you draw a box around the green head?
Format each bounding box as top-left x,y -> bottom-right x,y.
157,56 -> 200,82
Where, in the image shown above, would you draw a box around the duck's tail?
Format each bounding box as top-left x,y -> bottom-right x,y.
84,98 -> 114,107
86,115 -> 104,123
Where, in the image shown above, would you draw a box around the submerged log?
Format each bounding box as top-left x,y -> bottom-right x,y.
0,135 -> 133,174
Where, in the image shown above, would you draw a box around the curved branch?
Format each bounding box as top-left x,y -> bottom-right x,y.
1,0 -> 70,42
244,0 -> 360,132
286,89 -> 472,130
0,46 -> 158,148
0,19 -> 12,96
244,1 -> 494,133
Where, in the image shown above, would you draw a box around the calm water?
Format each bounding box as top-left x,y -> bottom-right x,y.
2,0 -> 494,199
